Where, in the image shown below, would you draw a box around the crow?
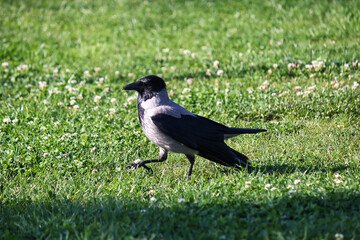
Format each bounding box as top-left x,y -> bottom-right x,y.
123,75 -> 266,179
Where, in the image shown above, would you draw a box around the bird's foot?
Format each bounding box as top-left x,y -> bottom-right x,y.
126,160 -> 153,173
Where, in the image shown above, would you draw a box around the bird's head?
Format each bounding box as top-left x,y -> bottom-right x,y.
122,75 -> 166,97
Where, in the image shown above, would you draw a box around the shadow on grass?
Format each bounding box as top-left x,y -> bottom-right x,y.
218,164 -> 351,176
1,191 -> 360,239
255,164 -> 351,175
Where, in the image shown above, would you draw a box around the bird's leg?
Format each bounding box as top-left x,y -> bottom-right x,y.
127,148 -> 168,173
185,154 -> 195,181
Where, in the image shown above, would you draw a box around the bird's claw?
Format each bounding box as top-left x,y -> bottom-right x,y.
126,162 -> 153,173
127,163 -> 140,170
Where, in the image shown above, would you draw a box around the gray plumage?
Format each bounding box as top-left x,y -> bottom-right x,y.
123,75 -> 266,179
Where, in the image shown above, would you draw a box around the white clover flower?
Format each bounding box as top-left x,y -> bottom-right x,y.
162,48 -> 169,53
40,126 -> 47,131
92,169 -> 98,174
94,67 -> 101,73
333,83 -> 340,89
178,198 -> 186,203
91,147 -> 98,153
270,187 -> 277,191
27,146 -> 33,151
54,121 -> 60,127
187,78 -> 193,85
115,71 -> 120,77
335,233 -> 344,240
39,81 -> 47,91
170,66 -> 176,72
267,69 -> 273,74
213,60 -> 220,69
205,69 -> 211,76
84,71 -> 90,78
77,94 -> 83,100
105,87 -> 110,92
293,86 -> 301,91
217,69 -> 224,76
134,159 -> 141,164
287,63 -> 296,70
94,95 -> 101,103
57,102 -> 64,106
264,184 -> 272,190
191,53 -> 197,59
43,153 -> 50,157
70,100 -> 76,105
53,88 -> 61,94
148,189 -> 155,196
109,108 -> 116,115
334,179 -> 343,184
307,85 -> 316,91
73,105 -> 79,110
3,118 -> 11,124
273,64 -> 278,69
127,96 -> 136,104
128,72 -> 135,78
111,98 -> 117,104
150,197 -> 157,203
258,80 -> 269,90
334,173 -> 341,179
161,67 -> 167,72
287,185 -> 294,190
294,179 -> 301,184
2,62 -> 9,68
352,81 -> 359,90
216,101 -> 222,106
99,78 -> 104,84
182,88 -> 191,94
65,68 -> 71,73
17,64 -> 28,72
183,49 -> 191,55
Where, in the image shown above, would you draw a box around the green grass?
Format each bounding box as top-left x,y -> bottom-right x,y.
1,0 -> 360,239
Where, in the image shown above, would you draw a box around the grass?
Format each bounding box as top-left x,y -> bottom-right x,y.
1,0 -> 360,239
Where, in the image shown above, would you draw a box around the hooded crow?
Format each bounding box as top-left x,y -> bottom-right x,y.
123,75 -> 266,180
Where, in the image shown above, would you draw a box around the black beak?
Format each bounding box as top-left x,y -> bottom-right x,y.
122,81 -> 142,91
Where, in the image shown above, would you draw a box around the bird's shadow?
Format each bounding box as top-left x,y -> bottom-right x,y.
219,163 -> 351,176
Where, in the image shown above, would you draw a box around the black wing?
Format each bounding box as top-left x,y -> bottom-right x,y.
151,114 -> 227,149
151,113 -> 249,167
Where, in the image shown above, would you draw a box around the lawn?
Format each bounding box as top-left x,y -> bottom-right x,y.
1,0 -> 360,239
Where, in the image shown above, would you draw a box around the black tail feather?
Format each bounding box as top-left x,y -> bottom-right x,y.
230,148 -> 252,169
